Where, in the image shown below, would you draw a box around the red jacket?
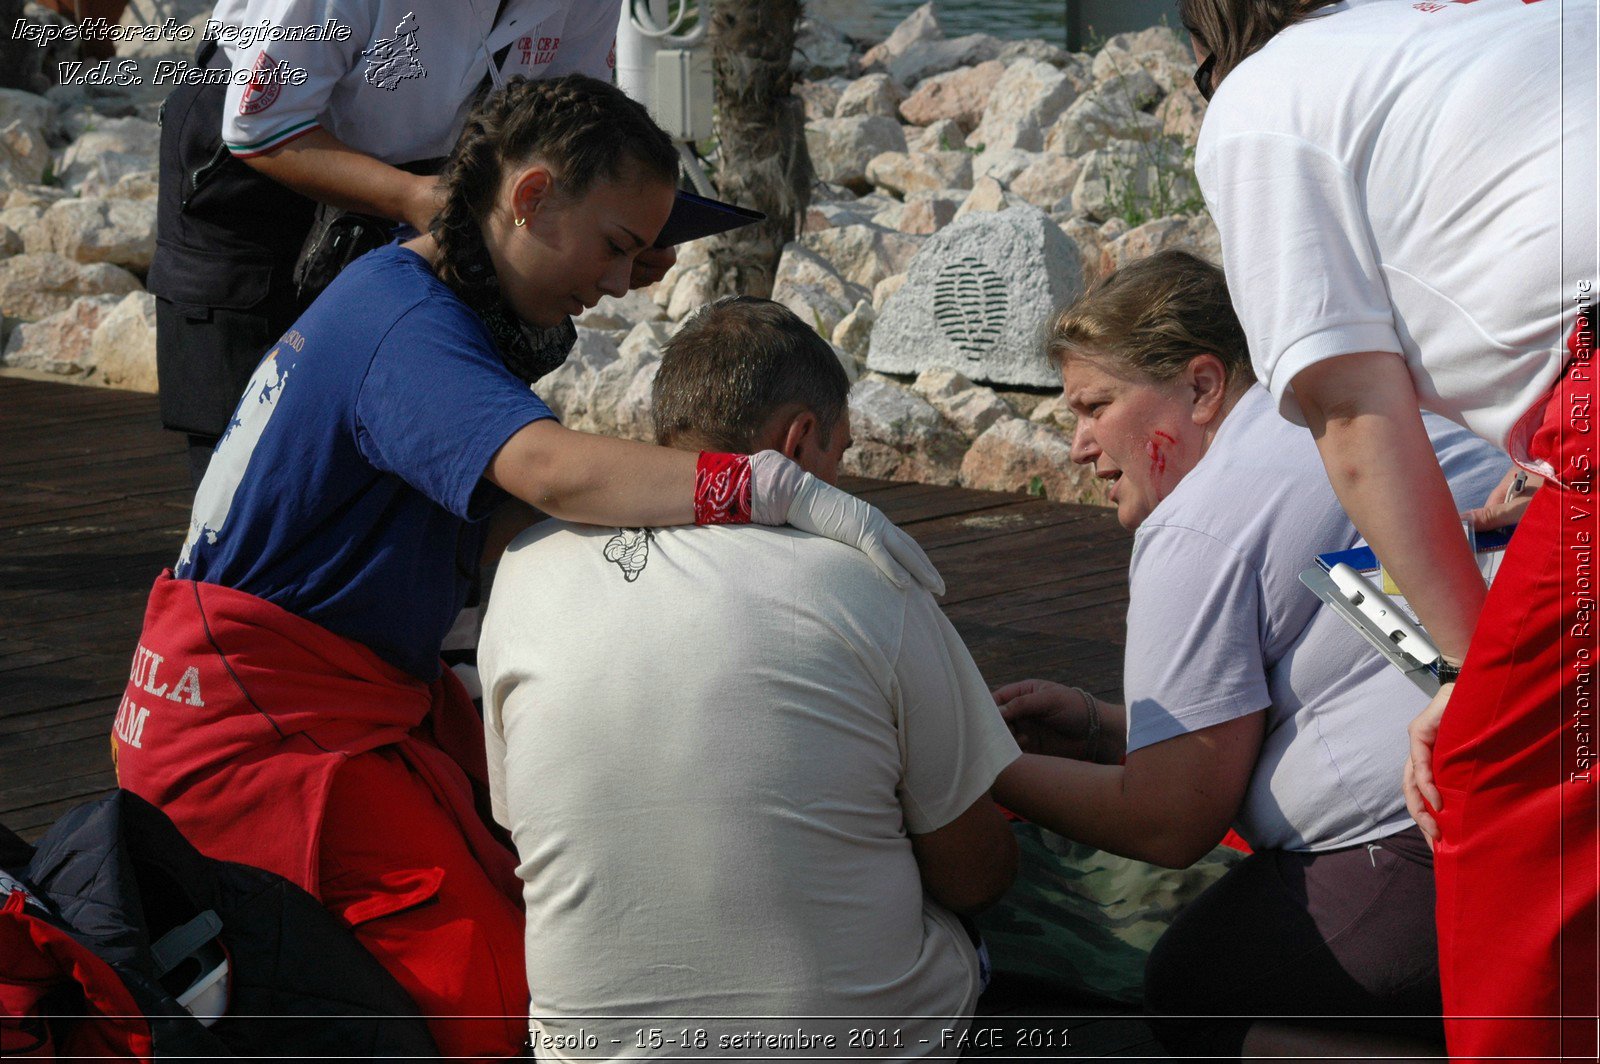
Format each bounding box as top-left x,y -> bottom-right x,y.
112,571 -> 517,901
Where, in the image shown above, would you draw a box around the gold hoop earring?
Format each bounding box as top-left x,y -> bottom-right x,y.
513,216 -> 526,227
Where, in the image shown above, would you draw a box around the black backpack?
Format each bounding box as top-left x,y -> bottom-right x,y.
3,790 -> 438,1059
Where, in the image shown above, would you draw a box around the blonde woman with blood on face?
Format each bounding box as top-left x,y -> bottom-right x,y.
112,75 -> 938,1060
991,251 -> 1508,1060
1176,1 -> 1597,1057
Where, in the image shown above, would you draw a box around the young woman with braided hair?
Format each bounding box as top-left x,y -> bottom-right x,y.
112,74 -> 939,1059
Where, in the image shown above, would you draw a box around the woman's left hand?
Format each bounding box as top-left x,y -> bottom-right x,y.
1403,681 -> 1452,849
631,245 -> 676,289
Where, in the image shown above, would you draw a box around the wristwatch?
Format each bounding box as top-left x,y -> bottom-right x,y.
1434,659 -> 1463,685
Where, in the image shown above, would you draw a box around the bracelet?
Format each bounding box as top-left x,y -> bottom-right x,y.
1073,686 -> 1103,764
693,452 -> 753,525
1434,659 -> 1463,685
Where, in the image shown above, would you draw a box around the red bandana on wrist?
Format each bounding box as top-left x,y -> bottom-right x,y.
694,452 -> 753,525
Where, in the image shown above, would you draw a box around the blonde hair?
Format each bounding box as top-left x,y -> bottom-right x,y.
1046,250 -> 1255,390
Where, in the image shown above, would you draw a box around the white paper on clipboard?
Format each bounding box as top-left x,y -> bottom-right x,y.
1299,565 -> 1442,696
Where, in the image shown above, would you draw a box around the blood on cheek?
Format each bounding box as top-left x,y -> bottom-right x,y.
1146,431 -> 1175,477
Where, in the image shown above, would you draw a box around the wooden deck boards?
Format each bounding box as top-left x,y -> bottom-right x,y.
0,376 -> 1168,1058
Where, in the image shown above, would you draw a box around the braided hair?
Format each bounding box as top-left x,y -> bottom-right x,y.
430,74 -> 678,344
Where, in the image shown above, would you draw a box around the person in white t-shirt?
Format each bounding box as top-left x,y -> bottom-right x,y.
1177,1 -> 1597,1057
991,252 -> 1509,1059
478,297 -> 1021,1061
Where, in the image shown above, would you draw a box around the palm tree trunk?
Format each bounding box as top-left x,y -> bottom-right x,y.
704,0 -> 811,300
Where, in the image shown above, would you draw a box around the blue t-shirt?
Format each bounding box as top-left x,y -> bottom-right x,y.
175,244 -> 555,679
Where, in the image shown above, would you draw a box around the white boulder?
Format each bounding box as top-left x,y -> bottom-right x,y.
865,150 -> 973,196
868,205 -> 1084,388
805,115 -> 907,191
23,197 -> 156,271
835,73 -> 906,119
970,60 -> 1079,153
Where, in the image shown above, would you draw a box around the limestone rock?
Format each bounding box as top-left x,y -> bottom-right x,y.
970,60 -> 1079,153
1071,138 -> 1197,224
908,118 -> 967,152
1101,213 -> 1223,274
772,243 -> 870,337
971,147 -> 1038,186
955,176 -> 1020,218
831,299 -> 875,368
858,3 -> 941,75
1157,86 -> 1208,145
865,150 -> 972,197
0,204 -> 43,240
665,264 -> 715,322
805,115 -> 907,192
54,117 -> 160,198
1012,155 -> 1084,212
883,191 -> 962,236
794,17 -> 856,79
844,375 -> 963,485
868,205 -> 1084,388
0,88 -> 54,136
536,327 -> 622,430
614,360 -> 660,442
5,186 -> 69,210
803,199 -> 878,234
618,320 -> 673,364
889,35 -> 1004,88
873,272 -> 908,311
576,289 -> 665,332
1044,71 -> 1163,157
835,73 -> 906,119
899,60 -> 1006,131
1090,27 -> 1192,85
960,417 -> 1109,504
794,77 -> 849,122
0,88 -> 54,190
0,120 -> 51,190
25,197 -> 156,271
88,290 -> 157,391
2,294 -> 120,378
801,222 -> 923,291
939,385 -> 1014,439
1029,393 -> 1076,433
0,222 -> 20,257
912,370 -> 1018,441
912,367 -> 975,403
1059,218 -> 1108,282
579,323 -> 667,434
997,38 -> 1072,68
0,253 -> 141,320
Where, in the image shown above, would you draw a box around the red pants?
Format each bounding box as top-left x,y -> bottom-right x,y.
1434,333 -> 1599,1061
320,751 -> 529,1060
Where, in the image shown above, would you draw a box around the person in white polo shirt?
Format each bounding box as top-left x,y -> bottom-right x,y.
479,297 -> 1021,1060
148,0 -> 664,486
1176,1 -> 1596,1057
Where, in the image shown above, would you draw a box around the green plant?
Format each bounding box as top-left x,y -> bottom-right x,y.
1027,475 -> 1047,498
1093,52 -> 1207,228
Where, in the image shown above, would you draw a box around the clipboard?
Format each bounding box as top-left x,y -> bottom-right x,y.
1299,564 -> 1442,696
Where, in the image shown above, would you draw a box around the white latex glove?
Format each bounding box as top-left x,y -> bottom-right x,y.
750,451 -> 944,594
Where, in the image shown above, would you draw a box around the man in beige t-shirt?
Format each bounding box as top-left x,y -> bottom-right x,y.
479,297 -> 1020,1060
